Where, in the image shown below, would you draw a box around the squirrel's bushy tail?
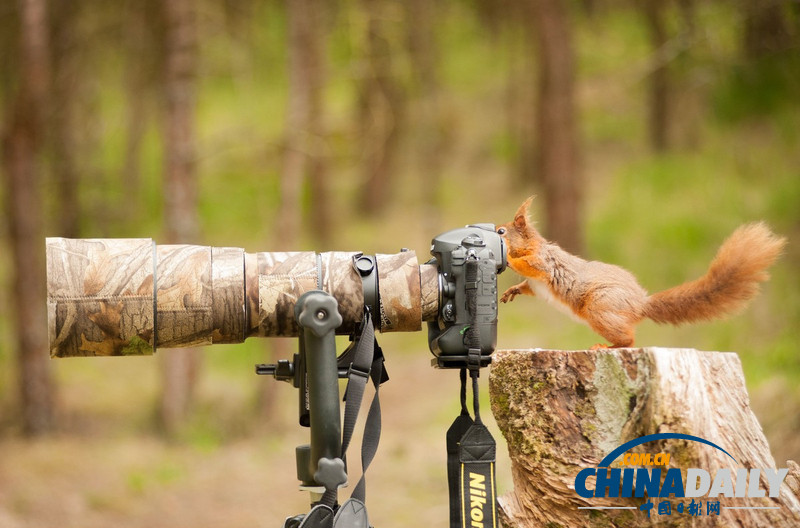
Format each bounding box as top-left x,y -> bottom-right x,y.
643,222 -> 786,325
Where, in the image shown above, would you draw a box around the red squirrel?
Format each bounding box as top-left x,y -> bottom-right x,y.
497,197 -> 787,348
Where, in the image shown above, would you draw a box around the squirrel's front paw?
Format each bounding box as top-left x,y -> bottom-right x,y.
500,286 -> 519,303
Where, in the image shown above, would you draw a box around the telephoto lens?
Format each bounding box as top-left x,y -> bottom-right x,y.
46,238 -> 439,357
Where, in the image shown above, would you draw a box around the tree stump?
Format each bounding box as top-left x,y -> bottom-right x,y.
489,348 -> 800,527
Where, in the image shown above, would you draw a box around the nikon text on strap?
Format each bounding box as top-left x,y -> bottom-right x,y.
457,371 -> 497,528
446,369 -> 474,528
447,369 -> 498,528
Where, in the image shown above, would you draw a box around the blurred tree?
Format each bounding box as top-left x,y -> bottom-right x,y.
405,0 -> 448,231
357,0 -> 406,217
303,3 -> 330,250
159,0 -> 202,435
743,0 -> 796,59
513,2 -> 538,187
474,0 -> 539,186
529,0 -> 583,254
474,0 -> 509,37
276,0 -> 329,248
122,0 -> 160,226
676,0 -> 699,149
50,0 -> 80,238
263,0 -> 330,420
713,0 -> 799,122
2,0 -> 55,435
642,0 -> 671,152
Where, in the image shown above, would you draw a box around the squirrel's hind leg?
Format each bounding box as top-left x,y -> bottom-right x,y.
587,317 -> 636,349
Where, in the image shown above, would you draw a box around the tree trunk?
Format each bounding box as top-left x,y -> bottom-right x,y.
357,0 -> 405,217
263,0 -> 329,419
743,0 -> 795,59
121,0 -> 155,226
2,0 -> 55,436
529,0 -> 583,255
50,0 -> 81,238
277,0 -> 328,246
643,0 -> 670,152
302,1 -> 330,249
510,33 -> 538,188
405,0 -> 447,232
160,0 -> 201,434
163,0 -> 199,245
489,348 -> 800,527
308,151 -> 331,248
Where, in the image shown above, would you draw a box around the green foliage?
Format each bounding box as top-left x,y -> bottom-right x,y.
713,54 -> 800,123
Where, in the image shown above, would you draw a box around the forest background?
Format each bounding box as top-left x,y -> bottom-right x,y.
1,0 -> 799,527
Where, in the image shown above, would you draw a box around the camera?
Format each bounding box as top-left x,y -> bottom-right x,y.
46,224 -> 505,366
428,224 -> 505,368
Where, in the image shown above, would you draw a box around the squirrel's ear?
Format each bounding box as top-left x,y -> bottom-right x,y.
513,196 -> 533,230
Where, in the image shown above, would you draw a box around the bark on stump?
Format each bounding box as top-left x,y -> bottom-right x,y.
489,348 -> 800,527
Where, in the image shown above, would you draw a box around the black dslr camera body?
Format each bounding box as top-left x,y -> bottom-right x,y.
428,224 -> 506,368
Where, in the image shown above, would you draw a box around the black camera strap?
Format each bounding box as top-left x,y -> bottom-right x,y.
446,257 -> 498,528
446,369 -> 473,527
338,309 -> 387,503
446,369 -> 498,528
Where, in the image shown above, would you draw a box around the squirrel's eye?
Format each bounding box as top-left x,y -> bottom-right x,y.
497,227 -> 506,235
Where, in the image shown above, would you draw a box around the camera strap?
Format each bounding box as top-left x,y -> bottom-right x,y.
338,309 -> 387,502
446,369 -> 474,527
446,257 -> 498,528
447,369 -> 498,528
